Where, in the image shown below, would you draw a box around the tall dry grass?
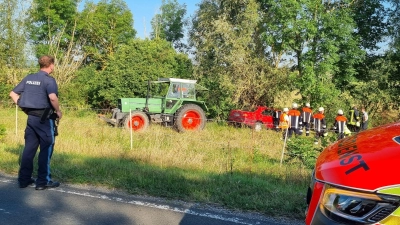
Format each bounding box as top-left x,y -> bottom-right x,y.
0,107 -> 311,219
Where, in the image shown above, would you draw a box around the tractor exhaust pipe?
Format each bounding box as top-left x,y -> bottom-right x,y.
144,80 -> 150,112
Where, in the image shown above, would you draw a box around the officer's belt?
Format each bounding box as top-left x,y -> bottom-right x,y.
24,108 -> 46,117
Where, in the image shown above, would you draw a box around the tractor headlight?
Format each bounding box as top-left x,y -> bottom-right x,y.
320,185 -> 400,224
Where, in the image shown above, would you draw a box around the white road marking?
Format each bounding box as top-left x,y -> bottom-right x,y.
0,178 -> 259,225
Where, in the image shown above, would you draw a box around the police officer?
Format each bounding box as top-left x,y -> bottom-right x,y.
273,108 -> 282,132
361,107 -> 369,130
9,55 -> 62,190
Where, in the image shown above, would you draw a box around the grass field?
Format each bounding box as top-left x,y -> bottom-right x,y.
0,107 -> 311,219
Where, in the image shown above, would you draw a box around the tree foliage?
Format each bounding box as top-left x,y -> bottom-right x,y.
388,0 -> 400,50
260,0 -> 365,108
27,0 -> 79,57
190,0 -> 287,118
0,0 -> 31,101
25,0 -> 87,89
0,0 -> 30,80
346,0 -> 399,122
151,0 -> 187,51
77,0 -> 136,70
352,0 -> 388,51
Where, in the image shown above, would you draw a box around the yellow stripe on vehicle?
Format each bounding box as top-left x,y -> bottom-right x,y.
379,213 -> 400,225
378,187 -> 400,196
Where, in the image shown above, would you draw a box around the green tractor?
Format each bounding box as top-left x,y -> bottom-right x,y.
99,78 -> 208,132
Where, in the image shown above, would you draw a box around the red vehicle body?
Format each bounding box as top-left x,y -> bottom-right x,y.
305,122 -> 400,225
227,106 -> 274,130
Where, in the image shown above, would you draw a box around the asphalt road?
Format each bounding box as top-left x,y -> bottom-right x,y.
0,174 -> 305,225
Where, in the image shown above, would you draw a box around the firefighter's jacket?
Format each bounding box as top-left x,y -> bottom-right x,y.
334,115 -> 347,134
313,113 -> 326,133
279,112 -> 289,129
348,109 -> 360,126
302,107 -> 313,123
288,109 -> 302,129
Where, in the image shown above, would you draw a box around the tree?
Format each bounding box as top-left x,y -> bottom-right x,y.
0,0 -> 30,101
388,0 -> 400,50
350,55 -> 392,119
190,0 -> 286,118
27,0 -> 79,57
387,0 -> 400,112
77,0 -> 136,70
259,0 -> 364,109
25,0 -> 87,89
352,0 -> 388,51
151,0 -> 187,51
345,0 -> 399,124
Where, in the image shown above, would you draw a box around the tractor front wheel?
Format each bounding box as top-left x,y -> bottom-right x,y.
124,111 -> 149,131
174,104 -> 206,132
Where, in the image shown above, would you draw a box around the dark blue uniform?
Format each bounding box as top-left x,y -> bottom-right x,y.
13,71 -> 58,187
273,110 -> 282,131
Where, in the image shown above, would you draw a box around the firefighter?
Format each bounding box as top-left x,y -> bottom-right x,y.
287,103 -> 302,138
348,106 -> 360,132
333,109 -> 348,140
279,107 -> 289,140
313,107 -> 326,144
273,108 -> 282,132
301,103 -> 313,136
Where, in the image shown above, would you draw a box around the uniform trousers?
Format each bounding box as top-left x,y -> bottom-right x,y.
303,122 -> 311,136
18,115 -> 55,187
288,127 -> 300,138
362,121 -> 368,130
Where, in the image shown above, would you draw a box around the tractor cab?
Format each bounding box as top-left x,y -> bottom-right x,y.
153,78 -> 206,111
166,80 -> 195,99
155,78 -> 200,100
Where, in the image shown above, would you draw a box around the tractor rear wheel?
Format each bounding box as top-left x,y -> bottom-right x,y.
174,104 -> 206,132
124,111 -> 149,131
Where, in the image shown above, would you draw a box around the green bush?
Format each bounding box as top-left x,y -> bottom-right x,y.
0,83 -> 14,106
285,136 -> 321,169
284,131 -> 341,169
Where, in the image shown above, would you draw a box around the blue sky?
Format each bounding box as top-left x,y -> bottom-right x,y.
126,0 -> 201,39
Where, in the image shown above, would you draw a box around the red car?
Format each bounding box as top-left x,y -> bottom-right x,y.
227,106 -> 274,131
305,122 -> 400,225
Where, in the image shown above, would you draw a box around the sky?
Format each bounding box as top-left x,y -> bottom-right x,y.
125,0 -> 201,39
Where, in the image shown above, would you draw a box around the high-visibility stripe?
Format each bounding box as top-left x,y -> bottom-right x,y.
289,116 -> 299,128
302,112 -> 312,123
